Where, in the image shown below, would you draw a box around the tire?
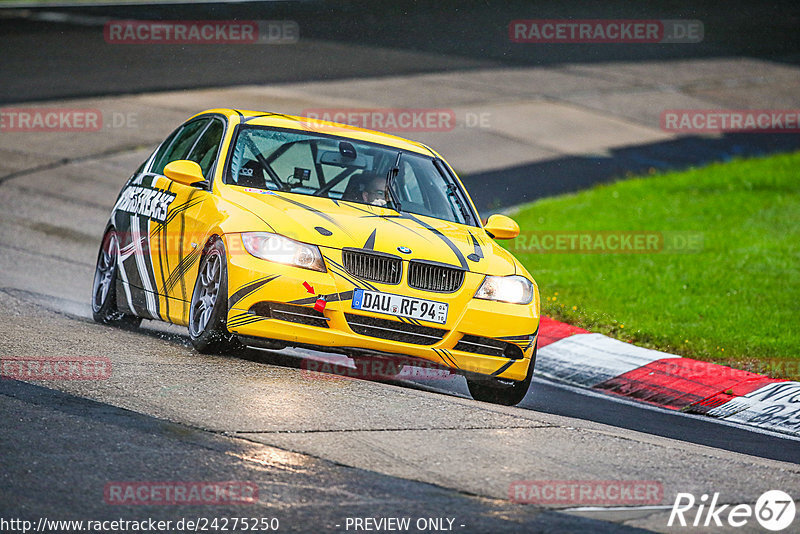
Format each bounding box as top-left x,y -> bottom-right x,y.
91,228 -> 141,328
466,342 -> 537,406
188,238 -> 241,354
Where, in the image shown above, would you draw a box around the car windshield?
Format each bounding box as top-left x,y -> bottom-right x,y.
226,126 -> 478,226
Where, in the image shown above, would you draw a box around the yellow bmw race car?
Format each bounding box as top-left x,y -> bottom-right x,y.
91,109 -> 540,405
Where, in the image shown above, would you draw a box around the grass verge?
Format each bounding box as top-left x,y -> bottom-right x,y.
505,151 -> 800,379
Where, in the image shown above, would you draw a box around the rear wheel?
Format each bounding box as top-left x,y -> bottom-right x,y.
189,238 -> 241,354
466,343 -> 537,406
91,228 -> 141,328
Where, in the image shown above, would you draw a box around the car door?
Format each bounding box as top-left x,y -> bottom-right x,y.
114,116 -> 225,325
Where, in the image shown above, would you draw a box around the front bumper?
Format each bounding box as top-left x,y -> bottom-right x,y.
223,236 -> 539,381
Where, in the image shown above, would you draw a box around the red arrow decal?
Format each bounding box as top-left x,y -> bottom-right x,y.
303,281 -> 315,294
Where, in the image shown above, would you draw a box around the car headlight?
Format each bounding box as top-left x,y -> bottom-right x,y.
474,275 -> 533,304
241,232 -> 326,272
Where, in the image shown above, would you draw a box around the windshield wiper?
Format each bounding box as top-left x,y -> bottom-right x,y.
446,182 -> 470,221
386,152 -> 403,212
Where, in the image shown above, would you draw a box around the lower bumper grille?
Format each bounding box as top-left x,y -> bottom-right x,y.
345,313 -> 446,346
454,334 -> 523,359
250,302 -> 329,328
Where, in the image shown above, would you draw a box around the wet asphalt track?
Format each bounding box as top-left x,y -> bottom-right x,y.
1,379 -> 649,533
0,144 -> 798,534
2,3 -> 800,533
2,0 -> 800,104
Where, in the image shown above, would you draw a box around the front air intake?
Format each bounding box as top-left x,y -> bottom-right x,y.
250,302 -> 329,328
342,248 -> 402,284
345,313 -> 447,345
407,260 -> 464,293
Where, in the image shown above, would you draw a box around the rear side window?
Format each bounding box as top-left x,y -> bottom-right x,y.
151,119 -> 209,175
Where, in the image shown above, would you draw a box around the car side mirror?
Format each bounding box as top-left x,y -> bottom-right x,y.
484,214 -> 520,240
164,160 -> 206,187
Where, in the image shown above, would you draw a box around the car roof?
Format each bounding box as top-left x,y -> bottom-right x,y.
190,108 -> 439,158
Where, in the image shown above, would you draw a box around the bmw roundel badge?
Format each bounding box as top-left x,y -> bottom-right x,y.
397,246 -> 412,254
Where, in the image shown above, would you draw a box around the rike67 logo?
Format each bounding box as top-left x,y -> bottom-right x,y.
669,490 -> 795,531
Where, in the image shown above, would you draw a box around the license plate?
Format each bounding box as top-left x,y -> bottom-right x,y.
351,288 -> 448,325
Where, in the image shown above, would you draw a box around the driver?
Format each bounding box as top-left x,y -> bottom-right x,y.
362,174 -> 388,207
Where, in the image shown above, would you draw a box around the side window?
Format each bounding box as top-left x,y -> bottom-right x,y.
186,119 -> 224,177
146,128 -> 180,174
151,119 -> 209,175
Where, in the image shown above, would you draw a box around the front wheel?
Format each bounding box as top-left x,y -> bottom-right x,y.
91,228 -> 141,328
188,238 -> 241,354
466,343 -> 536,406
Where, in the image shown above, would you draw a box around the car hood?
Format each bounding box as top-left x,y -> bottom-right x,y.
220,186 -> 517,276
